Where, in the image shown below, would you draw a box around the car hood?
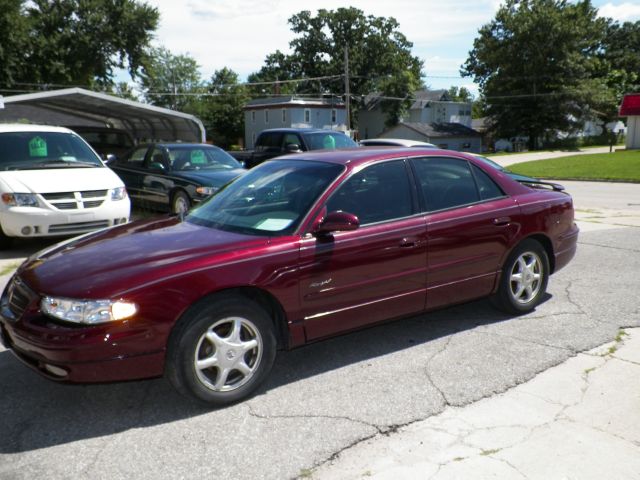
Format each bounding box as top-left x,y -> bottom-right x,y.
171,168 -> 244,187
0,167 -> 122,193
18,216 -> 271,298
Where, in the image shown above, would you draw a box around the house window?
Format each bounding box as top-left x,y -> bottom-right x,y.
265,110 -> 269,124
304,109 -> 311,123
282,109 -> 286,124
252,132 -> 256,147
251,111 -> 256,124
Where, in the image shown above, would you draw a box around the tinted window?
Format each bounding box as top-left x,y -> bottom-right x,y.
471,163 -> 504,200
327,160 -> 414,225
411,157 -> 480,211
255,132 -> 283,152
187,160 -> 343,236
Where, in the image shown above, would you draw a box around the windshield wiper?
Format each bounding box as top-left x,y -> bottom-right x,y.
29,159 -> 100,168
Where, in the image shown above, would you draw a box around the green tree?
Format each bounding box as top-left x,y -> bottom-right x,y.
250,8 -> 423,129
141,47 -> 203,112
201,68 -> 249,148
0,0 -> 30,88
462,0 -> 609,149
2,0 -> 159,89
447,86 -> 474,103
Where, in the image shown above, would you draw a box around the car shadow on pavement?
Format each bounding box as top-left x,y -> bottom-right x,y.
0,295 -> 551,454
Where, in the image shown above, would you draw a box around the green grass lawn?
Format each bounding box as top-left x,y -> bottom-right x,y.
509,150 -> 640,182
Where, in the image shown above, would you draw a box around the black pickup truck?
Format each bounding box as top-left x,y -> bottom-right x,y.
229,128 -> 357,168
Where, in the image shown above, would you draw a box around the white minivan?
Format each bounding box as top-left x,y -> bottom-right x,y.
0,124 -> 131,247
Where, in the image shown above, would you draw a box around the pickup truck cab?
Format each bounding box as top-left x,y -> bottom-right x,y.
230,128 -> 357,168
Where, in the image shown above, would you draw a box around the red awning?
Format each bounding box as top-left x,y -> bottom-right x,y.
619,94 -> 640,116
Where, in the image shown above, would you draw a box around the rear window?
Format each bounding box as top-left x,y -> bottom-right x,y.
0,131 -> 103,170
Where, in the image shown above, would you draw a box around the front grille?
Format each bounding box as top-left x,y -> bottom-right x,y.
81,190 -> 107,198
55,202 -> 77,210
42,192 -> 74,201
48,220 -> 110,234
41,190 -> 108,210
5,277 -> 36,320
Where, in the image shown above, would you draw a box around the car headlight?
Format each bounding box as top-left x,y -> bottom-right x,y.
195,186 -> 218,196
1,193 -> 39,207
40,296 -> 138,325
111,187 -> 128,201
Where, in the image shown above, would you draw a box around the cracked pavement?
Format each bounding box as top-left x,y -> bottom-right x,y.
312,329 -> 640,480
0,181 -> 639,480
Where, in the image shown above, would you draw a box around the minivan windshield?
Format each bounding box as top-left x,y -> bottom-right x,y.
187,160 -> 344,236
0,131 -> 104,170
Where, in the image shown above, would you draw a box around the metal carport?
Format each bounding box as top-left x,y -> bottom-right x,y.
0,88 -> 205,142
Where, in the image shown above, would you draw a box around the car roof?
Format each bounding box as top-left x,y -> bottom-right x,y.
261,128 -> 349,135
139,143 -> 222,148
360,138 -> 436,147
0,124 -> 76,134
280,147 -> 479,168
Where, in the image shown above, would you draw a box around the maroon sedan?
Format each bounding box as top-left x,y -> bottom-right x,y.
0,148 -> 578,405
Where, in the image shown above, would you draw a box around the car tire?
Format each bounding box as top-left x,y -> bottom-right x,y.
491,239 -> 549,315
171,190 -> 190,215
166,296 -> 277,406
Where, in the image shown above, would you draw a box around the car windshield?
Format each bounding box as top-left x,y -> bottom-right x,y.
167,145 -> 241,171
301,132 -> 357,150
0,131 -> 104,170
187,160 -> 344,236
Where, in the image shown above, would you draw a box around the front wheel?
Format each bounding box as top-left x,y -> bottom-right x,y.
166,297 -> 277,406
171,190 -> 191,215
492,239 -> 549,314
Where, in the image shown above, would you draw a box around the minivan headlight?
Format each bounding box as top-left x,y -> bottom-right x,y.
111,187 -> 127,201
41,296 -> 138,324
2,193 -> 39,207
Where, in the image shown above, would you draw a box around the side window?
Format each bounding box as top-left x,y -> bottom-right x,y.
121,147 -> 147,167
146,147 -> 168,170
255,133 -> 283,153
283,134 -> 300,149
471,164 -> 504,200
411,157 -> 480,211
326,160 -> 414,225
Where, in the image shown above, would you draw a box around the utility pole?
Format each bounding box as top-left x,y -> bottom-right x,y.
344,45 -> 350,133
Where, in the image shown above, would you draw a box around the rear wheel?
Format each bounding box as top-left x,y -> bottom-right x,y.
166,297 -> 277,406
492,239 -> 549,314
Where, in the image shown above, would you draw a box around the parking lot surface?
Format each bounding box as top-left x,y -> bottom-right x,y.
0,181 -> 638,479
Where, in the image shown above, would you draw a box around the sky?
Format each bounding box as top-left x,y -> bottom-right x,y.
141,0 -> 640,96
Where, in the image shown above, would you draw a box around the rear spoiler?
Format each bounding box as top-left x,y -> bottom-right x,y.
517,179 -> 566,192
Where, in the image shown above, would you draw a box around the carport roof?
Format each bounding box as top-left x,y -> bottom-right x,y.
0,88 -> 205,142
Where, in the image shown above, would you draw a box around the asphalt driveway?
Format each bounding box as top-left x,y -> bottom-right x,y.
0,180 -> 638,480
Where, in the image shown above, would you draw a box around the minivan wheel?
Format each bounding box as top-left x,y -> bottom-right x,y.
492,239 -> 549,314
166,297 -> 277,406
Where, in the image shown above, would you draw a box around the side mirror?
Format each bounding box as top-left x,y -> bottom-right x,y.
149,162 -> 166,172
285,143 -> 302,153
315,211 -> 359,235
104,154 -> 118,165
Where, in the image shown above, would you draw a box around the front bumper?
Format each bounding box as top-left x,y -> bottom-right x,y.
0,198 -> 130,238
0,277 -> 165,383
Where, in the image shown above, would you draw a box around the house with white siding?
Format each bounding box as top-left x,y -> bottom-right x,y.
358,89 -> 473,140
243,97 -> 346,149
